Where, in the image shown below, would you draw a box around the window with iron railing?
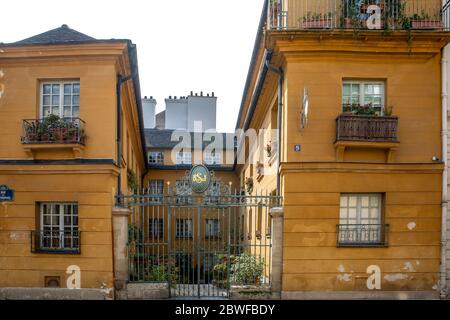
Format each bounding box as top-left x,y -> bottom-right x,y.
32,203 -> 80,253
338,194 -> 388,247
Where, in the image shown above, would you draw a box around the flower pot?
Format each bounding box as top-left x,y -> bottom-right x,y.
411,20 -> 443,30
302,18 -> 333,29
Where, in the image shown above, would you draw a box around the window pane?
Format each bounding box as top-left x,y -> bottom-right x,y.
42,107 -> 50,117
351,84 -> 360,95
43,95 -> 50,105
72,95 -> 79,105
342,84 -> 351,95
64,95 -> 71,105
73,83 -> 80,94
43,84 -> 51,94
64,84 -> 72,94
72,106 -> 80,117
52,95 -> 60,105
63,106 -> 71,118
348,196 -> 357,207
52,84 -> 60,94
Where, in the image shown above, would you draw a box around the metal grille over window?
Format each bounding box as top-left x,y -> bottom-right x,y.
338,194 -> 388,247
32,203 -> 80,253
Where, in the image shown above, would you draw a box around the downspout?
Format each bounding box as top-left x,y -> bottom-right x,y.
441,45 -> 448,299
116,74 -> 133,205
265,60 -> 283,205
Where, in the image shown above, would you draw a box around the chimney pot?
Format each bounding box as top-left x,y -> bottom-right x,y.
212,92 -> 215,97
200,91 -> 203,96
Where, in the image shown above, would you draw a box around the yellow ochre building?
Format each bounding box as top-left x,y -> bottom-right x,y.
2,0 -> 450,300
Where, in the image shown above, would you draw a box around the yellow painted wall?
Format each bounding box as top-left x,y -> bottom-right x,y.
237,32 -> 448,294
0,42 -> 146,291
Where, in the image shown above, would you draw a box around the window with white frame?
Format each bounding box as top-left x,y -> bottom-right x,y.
148,179 -> 164,194
39,203 -> 79,251
339,194 -> 383,245
176,151 -> 192,165
205,219 -> 220,238
41,82 -> 80,118
176,219 -> 193,238
149,219 -> 164,239
342,81 -> 384,115
148,152 -> 164,165
204,151 -> 222,165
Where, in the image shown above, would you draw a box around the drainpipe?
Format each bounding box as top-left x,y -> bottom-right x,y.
441,45 -> 448,299
265,60 -> 284,205
116,74 -> 133,205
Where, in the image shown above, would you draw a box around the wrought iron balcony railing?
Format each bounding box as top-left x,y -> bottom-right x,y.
31,230 -> 81,254
337,224 -> 389,247
269,0 -> 450,31
336,114 -> 398,142
22,117 -> 85,145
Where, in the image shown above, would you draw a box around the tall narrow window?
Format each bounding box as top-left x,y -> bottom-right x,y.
205,219 -> 220,239
41,81 -> 80,118
149,219 -> 164,239
38,203 -> 79,253
338,194 -> 385,246
176,219 -> 193,238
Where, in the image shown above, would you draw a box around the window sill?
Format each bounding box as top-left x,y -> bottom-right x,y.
337,243 -> 388,248
32,248 -> 80,255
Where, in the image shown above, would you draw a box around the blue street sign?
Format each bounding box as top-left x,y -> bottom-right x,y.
0,185 -> 15,201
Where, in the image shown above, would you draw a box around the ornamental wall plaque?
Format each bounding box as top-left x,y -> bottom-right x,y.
189,165 -> 211,193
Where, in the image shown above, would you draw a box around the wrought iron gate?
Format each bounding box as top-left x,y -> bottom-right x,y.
120,169 -> 280,298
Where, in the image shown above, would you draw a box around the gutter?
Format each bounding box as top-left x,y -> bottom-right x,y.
440,44 -> 449,299
265,58 -> 284,204
116,42 -> 148,203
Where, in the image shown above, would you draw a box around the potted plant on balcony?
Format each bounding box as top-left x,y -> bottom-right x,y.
342,102 -> 378,116
301,12 -> 333,29
410,10 -> 443,30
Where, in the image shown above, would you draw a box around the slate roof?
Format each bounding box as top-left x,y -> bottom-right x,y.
14,24 -> 97,45
145,129 -> 236,150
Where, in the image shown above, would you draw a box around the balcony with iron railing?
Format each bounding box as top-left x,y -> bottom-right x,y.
269,0 -> 450,31
336,114 -> 399,142
334,113 -> 399,161
337,224 -> 389,247
21,116 -> 86,158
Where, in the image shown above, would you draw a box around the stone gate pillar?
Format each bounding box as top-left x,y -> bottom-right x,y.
270,207 -> 284,297
112,206 -> 130,291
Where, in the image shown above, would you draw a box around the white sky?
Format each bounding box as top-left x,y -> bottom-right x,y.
0,0 -> 264,133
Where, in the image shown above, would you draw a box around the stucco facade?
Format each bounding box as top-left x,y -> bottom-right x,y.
0,26 -> 146,296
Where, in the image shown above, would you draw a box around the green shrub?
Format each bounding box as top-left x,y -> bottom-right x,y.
230,253 -> 264,286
